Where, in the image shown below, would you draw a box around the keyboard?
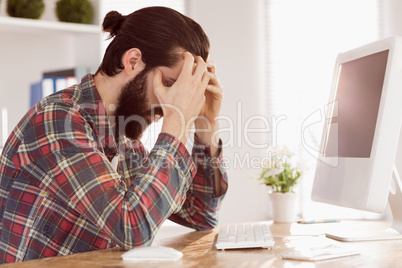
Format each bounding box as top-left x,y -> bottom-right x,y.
216,222 -> 274,250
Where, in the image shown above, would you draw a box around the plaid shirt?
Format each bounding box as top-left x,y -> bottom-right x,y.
0,74 -> 228,263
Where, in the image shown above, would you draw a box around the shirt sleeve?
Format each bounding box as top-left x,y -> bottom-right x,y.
17,102 -> 197,249
168,134 -> 229,230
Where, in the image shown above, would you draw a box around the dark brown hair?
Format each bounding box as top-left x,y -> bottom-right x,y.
96,6 -> 210,76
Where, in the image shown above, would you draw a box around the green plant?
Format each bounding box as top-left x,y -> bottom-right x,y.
6,0 -> 45,19
55,0 -> 93,24
258,146 -> 302,193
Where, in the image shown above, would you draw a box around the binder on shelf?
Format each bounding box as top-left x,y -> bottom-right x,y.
42,67 -> 95,80
30,66 -> 94,108
66,77 -> 79,87
30,78 -> 55,108
53,77 -> 67,92
53,76 -> 78,91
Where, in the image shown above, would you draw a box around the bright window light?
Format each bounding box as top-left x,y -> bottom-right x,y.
265,0 -> 382,220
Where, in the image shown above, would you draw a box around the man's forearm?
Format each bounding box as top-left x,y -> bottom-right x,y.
169,134 -> 228,230
194,120 -> 222,192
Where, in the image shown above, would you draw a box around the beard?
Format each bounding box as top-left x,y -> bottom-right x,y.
114,68 -> 163,141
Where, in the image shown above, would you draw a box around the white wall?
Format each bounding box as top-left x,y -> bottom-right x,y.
188,0 -> 272,224
383,0 -> 402,38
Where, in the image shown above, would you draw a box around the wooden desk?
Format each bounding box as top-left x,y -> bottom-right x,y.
2,220 -> 402,267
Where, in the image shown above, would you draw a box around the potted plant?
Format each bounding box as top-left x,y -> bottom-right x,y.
258,146 -> 303,222
6,0 -> 45,19
55,0 -> 93,24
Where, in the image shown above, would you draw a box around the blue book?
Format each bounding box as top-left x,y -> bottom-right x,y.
29,78 -> 55,108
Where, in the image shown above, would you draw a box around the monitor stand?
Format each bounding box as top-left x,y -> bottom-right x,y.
325,165 -> 402,242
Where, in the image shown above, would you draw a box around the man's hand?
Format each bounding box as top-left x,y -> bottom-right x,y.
194,61 -> 223,156
195,61 -> 224,193
153,52 -> 210,144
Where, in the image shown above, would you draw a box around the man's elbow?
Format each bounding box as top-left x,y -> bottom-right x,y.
194,217 -> 219,231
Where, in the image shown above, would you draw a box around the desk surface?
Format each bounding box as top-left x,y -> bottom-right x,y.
2,220 -> 402,267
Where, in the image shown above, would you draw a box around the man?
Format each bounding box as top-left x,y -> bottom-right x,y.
0,7 -> 227,262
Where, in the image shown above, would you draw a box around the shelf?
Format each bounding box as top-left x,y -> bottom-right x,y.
0,16 -> 100,35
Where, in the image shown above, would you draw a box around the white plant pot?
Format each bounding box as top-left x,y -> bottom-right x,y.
269,192 -> 296,223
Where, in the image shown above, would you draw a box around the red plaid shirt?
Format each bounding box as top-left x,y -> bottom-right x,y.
0,74 -> 228,263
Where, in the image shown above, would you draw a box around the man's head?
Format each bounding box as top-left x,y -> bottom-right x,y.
97,6 -> 210,75
96,6 -> 210,140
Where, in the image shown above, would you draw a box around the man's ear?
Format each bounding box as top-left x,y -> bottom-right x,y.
123,48 -> 144,75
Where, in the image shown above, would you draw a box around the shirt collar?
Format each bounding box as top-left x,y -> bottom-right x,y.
78,74 -> 117,157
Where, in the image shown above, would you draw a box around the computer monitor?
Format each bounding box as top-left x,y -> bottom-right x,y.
311,36 -> 402,241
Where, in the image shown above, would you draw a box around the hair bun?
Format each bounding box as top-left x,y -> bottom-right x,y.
102,11 -> 125,38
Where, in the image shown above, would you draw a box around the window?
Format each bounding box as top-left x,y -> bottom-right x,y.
264,0 -> 383,219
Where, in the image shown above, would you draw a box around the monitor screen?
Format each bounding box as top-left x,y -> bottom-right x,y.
325,50 -> 389,158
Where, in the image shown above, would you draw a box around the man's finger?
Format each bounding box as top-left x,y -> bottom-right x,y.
193,56 -> 207,79
206,84 -> 224,99
207,72 -> 221,87
207,61 -> 216,74
152,69 -> 165,95
178,52 -> 195,79
200,71 -> 210,92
